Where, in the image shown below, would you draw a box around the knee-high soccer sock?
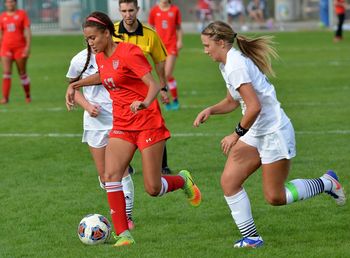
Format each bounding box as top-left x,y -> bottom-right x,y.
2,73 -> 11,101
285,178 -> 326,204
168,76 -> 178,102
162,145 -> 168,168
157,175 -> 185,196
224,188 -> 259,238
105,181 -> 128,235
20,74 -> 31,99
122,175 -> 134,221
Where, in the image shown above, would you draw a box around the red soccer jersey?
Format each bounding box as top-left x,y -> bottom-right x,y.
148,5 -> 181,49
96,43 -> 165,131
0,9 -> 30,48
335,0 -> 345,14
197,0 -> 212,11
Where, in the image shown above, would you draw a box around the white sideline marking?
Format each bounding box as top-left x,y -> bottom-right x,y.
0,101 -> 345,113
0,130 -> 349,138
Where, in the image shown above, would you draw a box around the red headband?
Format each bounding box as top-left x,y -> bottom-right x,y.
87,17 -> 106,26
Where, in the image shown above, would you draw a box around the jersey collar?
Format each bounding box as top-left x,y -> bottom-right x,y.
118,19 -> 144,36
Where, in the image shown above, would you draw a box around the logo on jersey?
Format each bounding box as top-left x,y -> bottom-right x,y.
112,130 -> 124,135
113,60 -> 119,70
168,12 -> 174,17
146,138 -> 152,143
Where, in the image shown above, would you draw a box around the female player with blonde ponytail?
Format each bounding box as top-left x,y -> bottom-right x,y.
194,21 -> 346,248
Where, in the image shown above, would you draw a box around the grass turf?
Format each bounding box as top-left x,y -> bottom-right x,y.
0,30 -> 349,257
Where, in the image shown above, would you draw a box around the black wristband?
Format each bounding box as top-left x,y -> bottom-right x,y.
161,85 -> 168,92
235,123 -> 249,137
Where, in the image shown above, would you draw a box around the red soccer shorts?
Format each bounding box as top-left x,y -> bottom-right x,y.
109,125 -> 171,150
166,43 -> 178,56
0,44 -> 27,59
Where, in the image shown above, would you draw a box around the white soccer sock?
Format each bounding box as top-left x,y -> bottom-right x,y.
285,178 -> 325,204
122,175 -> 134,220
157,177 -> 168,197
98,176 -> 105,190
224,188 -> 258,238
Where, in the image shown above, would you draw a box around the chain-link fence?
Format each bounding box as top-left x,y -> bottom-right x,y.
2,0 -> 344,32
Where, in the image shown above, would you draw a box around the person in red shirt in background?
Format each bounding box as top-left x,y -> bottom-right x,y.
195,0 -> 213,32
0,0 -> 31,104
149,0 -> 182,111
334,0 -> 346,42
65,11 -> 201,247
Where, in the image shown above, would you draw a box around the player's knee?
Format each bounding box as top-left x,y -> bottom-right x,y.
264,192 -> 285,206
220,173 -> 241,196
145,184 -> 161,196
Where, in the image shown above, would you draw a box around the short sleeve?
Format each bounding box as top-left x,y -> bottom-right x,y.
66,54 -> 84,79
22,11 -> 30,28
125,44 -> 152,78
175,7 -> 181,26
227,67 -> 252,90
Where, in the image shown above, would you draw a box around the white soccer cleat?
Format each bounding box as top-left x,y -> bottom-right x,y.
234,236 -> 264,248
323,170 -> 346,206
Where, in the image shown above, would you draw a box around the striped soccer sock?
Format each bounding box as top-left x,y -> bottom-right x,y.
225,188 -> 259,238
20,74 -> 30,98
122,175 -> 134,221
157,175 -> 185,197
285,178 -> 325,204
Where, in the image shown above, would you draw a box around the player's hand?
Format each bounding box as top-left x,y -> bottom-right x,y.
221,133 -> 239,156
193,108 -> 211,127
65,85 -> 76,111
177,41 -> 183,51
160,90 -> 170,104
130,101 -> 146,114
87,104 -> 101,117
70,80 -> 82,90
22,47 -> 30,58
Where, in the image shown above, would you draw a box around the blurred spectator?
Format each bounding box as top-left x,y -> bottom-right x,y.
226,0 -> 248,31
195,0 -> 213,32
41,0 -> 58,23
247,0 -> 265,27
334,0 -> 346,42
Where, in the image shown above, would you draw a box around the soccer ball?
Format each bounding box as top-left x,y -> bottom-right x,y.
77,214 -> 111,245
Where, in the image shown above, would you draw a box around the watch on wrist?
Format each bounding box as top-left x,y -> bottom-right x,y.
235,123 -> 249,137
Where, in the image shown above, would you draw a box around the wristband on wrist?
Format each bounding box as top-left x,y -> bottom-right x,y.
161,85 -> 168,92
235,122 -> 249,137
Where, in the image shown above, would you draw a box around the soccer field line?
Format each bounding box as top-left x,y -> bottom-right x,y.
0,101 -> 345,113
0,130 -> 349,138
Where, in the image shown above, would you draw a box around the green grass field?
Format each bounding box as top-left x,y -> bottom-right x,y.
0,30 -> 349,258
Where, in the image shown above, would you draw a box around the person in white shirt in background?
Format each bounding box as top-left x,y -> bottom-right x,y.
226,0 -> 248,32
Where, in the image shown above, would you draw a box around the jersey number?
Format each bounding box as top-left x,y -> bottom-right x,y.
161,20 -> 168,29
7,23 -> 16,32
103,77 -> 118,91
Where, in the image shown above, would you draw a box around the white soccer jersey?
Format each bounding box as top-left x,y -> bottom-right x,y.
66,49 -> 112,130
227,0 -> 245,16
219,48 -> 290,136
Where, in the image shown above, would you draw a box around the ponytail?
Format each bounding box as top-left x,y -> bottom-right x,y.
236,35 -> 278,77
